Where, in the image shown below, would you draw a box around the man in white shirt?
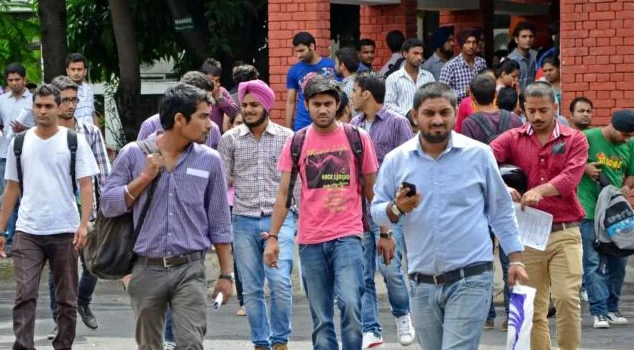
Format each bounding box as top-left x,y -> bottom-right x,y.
0,62 -> 35,255
0,84 -> 99,350
66,53 -> 97,126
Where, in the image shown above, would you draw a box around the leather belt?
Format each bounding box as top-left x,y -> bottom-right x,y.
409,262 -> 493,286
552,221 -> 580,232
136,251 -> 205,268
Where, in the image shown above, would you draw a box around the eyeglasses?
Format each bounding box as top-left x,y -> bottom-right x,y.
61,97 -> 80,105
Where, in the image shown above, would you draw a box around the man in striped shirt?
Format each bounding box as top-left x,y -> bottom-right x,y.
350,75 -> 415,349
384,38 -> 435,119
46,75 -> 111,337
101,84 -> 233,350
66,53 -> 96,126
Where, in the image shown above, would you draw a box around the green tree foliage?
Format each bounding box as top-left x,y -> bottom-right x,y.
0,0 -> 41,84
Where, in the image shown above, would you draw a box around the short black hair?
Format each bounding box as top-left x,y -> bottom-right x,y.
292,31 -> 316,47
401,38 -> 424,53
570,96 -> 593,113
494,58 -> 520,78
199,58 -> 222,77
303,75 -> 341,103
355,75 -> 385,104
160,83 -> 210,130
336,93 -> 349,119
4,62 -> 26,79
358,38 -> 376,50
33,84 -> 61,105
413,82 -> 457,111
335,47 -> 360,73
469,74 -> 497,105
386,30 -> 405,53
541,56 -> 560,68
232,64 -> 260,85
478,68 -> 495,76
66,53 -> 87,68
518,92 -> 525,112
180,71 -> 214,92
497,87 -> 519,112
513,21 -> 537,38
458,28 -> 480,46
51,75 -> 78,92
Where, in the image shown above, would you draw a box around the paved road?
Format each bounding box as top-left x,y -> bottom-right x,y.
1,262 -> 634,349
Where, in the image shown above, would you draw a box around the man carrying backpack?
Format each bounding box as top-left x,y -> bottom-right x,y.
577,109 -> 634,329
264,75 -> 379,350
0,84 -> 99,350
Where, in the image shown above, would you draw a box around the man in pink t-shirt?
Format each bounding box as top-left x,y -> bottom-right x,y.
265,76 -> 379,350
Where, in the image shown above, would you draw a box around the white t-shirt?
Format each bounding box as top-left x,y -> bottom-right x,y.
5,128 -> 99,235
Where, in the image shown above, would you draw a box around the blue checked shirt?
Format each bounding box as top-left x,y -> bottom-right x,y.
74,119 -> 111,219
439,54 -> 487,102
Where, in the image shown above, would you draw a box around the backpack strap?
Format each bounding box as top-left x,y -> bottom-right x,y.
13,131 -> 26,197
471,112 -> 497,144
385,57 -> 405,78
133,139 -> 162,238
67,130 -> 78,195
497,110 -> 511,135
286,128 -> 307,209
343,123 -> 370,232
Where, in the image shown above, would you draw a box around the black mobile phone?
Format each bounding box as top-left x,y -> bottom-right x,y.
402,181 -> 417,197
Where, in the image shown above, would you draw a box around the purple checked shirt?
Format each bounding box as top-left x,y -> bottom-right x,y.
100,136 -> 232,258
350,106 -> 414,167
137,114 -> 221,149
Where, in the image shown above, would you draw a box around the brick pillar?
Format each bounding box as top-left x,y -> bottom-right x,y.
268,0 -> 331,125
359,0 -> 418,71
560,0 -> 634,125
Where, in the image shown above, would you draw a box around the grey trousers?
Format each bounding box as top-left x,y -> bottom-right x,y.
128,258 -> 207,350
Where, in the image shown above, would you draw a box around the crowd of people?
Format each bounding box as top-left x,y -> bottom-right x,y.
0,19 -> 631,350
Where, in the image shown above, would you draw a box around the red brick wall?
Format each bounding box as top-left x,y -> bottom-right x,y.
268,0 -> 331,125
359,0 -> 418,71
560,0 -> 634,125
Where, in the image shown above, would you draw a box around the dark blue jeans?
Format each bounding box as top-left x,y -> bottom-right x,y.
487,247 -> 510,321
49,250 -> 98,320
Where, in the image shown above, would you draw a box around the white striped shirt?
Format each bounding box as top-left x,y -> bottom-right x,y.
74,82 -> 95,125
384,67 -> 436,117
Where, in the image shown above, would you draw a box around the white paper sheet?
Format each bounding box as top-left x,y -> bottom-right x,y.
513,203 -> 553,251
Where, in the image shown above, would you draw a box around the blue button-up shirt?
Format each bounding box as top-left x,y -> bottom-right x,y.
371,132 -> 523,275
508,48 -> 538,92
0,89 -> 34,158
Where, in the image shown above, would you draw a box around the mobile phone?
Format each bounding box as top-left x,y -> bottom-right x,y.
402,182 -> 417,197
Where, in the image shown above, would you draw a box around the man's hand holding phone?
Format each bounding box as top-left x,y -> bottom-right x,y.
395,182 -> 422,213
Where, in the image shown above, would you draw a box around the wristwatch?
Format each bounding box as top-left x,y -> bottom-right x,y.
219,273 -> 235,283
390,202 -> 404,217
380,231 -> 393,239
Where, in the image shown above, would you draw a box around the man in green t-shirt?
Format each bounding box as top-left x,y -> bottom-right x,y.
578,109 -> 634,329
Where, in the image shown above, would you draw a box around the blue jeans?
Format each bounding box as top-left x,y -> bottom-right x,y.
361,219 -> 409,335
410,268 -> 493,350
233,213 -> 295,349
48,250 -> 98,320
580,219 -> 628,316
300,235 -> 365,350
487,246 -> 510,321
0,158 -> 19,250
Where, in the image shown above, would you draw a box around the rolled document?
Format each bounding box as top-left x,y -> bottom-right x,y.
213,292 -> 224,310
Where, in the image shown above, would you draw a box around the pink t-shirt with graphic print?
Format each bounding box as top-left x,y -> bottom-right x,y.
278,124 -> 379,244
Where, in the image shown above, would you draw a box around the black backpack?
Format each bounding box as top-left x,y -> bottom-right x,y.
384,57 -> 406,78
470,110 -> 512,145
286,124 -> 370,233
13,130 -> 78,196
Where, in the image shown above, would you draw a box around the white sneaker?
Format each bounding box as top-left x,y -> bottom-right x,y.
593,315 -> 610,329
395,314 -> 416,346
580,290 -> 588,302
362,332 -> 383,349
607,311 -> 628,325
163,341 -> 177,350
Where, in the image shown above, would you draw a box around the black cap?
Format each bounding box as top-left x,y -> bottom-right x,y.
612,109 -> 634,133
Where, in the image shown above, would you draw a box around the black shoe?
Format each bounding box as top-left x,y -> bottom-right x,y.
78,305 -> 99,329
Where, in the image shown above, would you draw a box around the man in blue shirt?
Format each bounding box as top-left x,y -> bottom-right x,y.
371,81 -> 528,350
285,32 -> 336,131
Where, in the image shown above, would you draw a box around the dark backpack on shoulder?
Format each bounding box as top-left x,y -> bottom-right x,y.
84,139 -> 161,279
14,130 -> 78,196
286,124 -> 370,233
384,57 -> 406,78
470,110 -> 512,145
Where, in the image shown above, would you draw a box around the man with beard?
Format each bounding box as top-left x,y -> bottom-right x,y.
507,22 -> 538,91
0,84 -> 99,350
66,53 -> 97,125
218,80 -> 296,350
421,26 -> 455,80
265,75 -> 379,350
570,97 -> 594,131
371,81 -> 527,350
440,29 -> 488,103
45,76 -> 111,338
384,38 -> 436,118
490,83 -> 588,350
285,32 -> 336,131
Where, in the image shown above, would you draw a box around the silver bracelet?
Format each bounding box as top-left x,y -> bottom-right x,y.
124,185 -> 135,200
509,261 -> 526,268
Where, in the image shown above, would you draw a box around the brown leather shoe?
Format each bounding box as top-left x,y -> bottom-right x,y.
272,344 -> 288,350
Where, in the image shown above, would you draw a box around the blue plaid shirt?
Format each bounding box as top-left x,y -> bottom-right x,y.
439,54 -> 487,102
